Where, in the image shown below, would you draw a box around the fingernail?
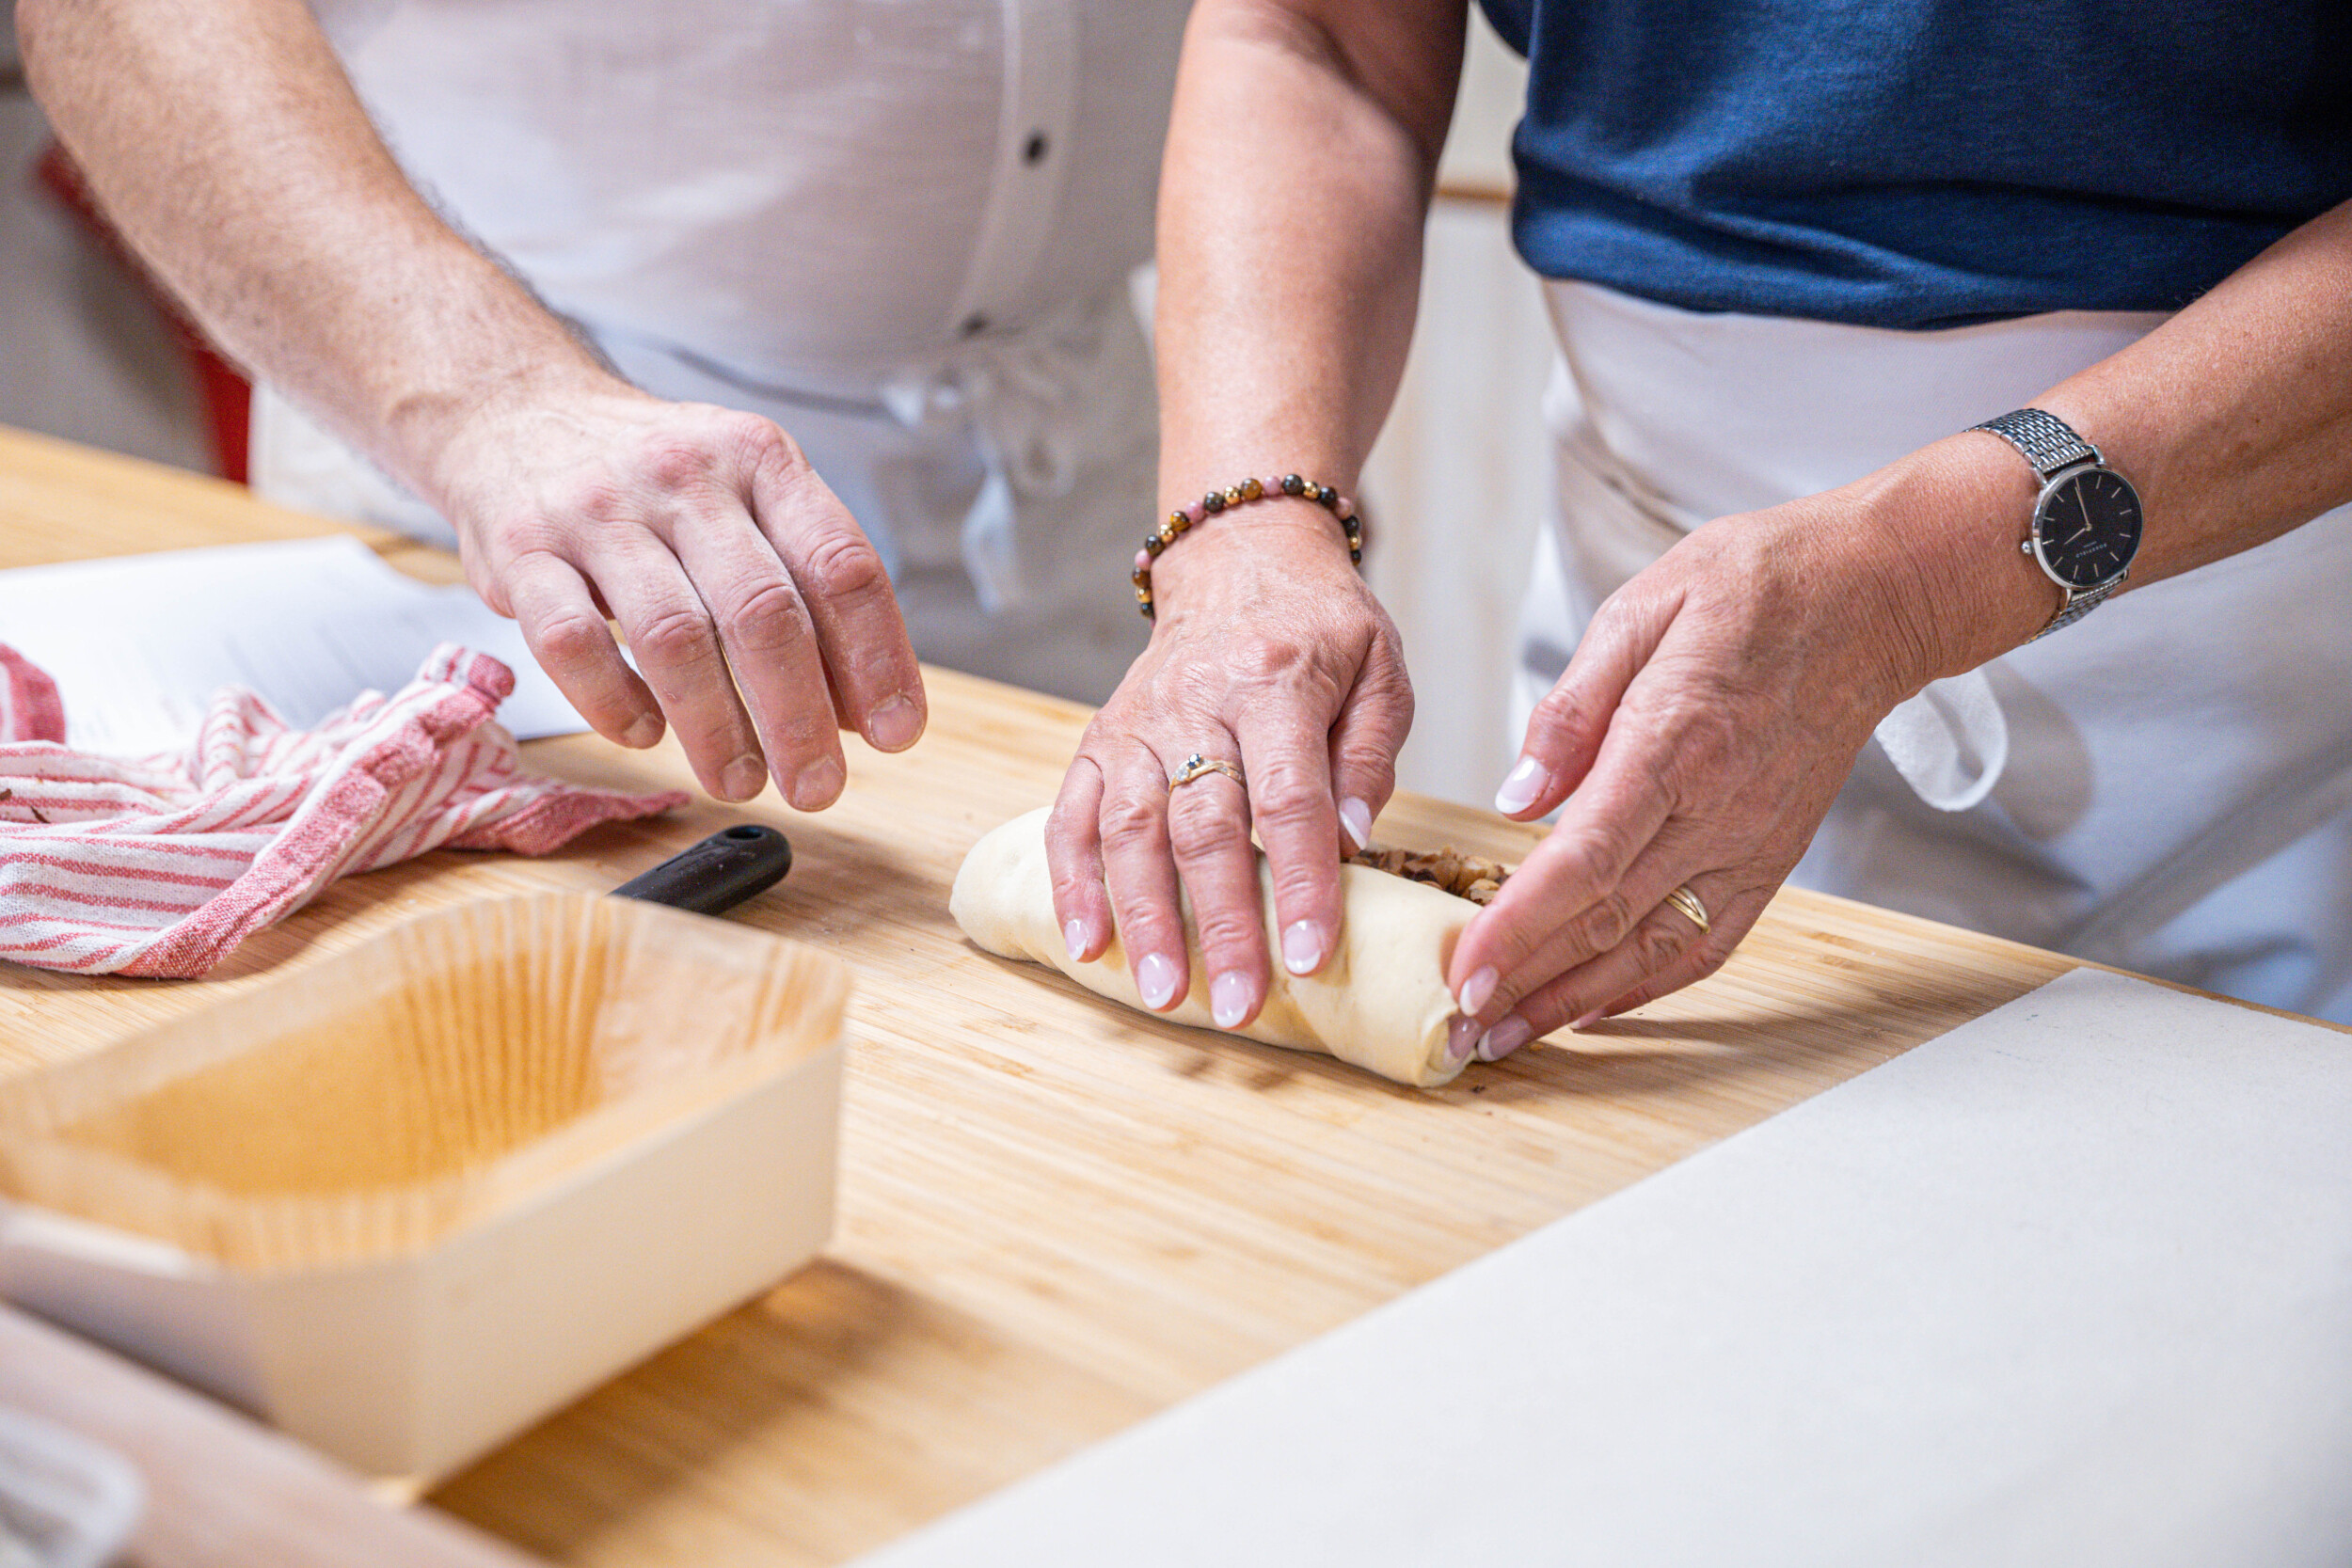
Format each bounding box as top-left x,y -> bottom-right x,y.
1137,952 -> 1179,1010
1494,755 -> 1548,816
1281,920 -> 1325,975
1064,917 -> 1089,962
1447,1013 -> 1481,1062
1477,1015 -> 1534,1063
866,693 -> 923,752
1339,797 -> 1374,851
789,754 -> 844,811
720,753 -> 767,802
1210,971 -> 1250,1028
1459,964 -> 1499,1018
621,713 -> 664,749
1570,1008 -> 1606,1033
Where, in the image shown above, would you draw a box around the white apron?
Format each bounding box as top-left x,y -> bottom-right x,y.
1517,280 -> 2352,1023
253,0 -> 1188,703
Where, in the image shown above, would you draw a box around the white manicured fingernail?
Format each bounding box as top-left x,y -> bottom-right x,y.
1447,1013 -> 1481,1062
1459,964 -> 1499,1018
1494,755 -> 1547,816
1137,953 -> 1179,1010
1570,1008 -> 1606,1032
1281,920 -> 1325,975
1477,1016 -> 1533,1062
1211,972 -> 1250,1028
1064,918 -> 1089,962
1339,797 -> 1374,851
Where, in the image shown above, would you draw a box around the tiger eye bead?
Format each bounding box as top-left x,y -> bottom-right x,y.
1130,476 -> 1363,614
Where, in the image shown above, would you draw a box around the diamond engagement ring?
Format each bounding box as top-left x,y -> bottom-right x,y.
1168,752 -> 1245,792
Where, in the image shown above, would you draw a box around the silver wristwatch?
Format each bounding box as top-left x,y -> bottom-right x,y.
1970,408 -> 2144,638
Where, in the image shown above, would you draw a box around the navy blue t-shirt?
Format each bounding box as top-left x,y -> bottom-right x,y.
1477,1 -> 2352,327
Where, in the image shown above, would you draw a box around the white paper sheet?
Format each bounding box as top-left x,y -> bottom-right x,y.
0,536 -> 583,753
858,968 -> 2352,1568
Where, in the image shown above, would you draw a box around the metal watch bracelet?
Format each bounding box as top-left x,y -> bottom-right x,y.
1969,408 -> 2131,640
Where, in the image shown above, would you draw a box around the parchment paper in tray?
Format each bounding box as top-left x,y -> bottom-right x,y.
0,893 -> 848,1482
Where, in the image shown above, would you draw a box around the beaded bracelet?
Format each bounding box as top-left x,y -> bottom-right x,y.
1132,475 -> 1365,619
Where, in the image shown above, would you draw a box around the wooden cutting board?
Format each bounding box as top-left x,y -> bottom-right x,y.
0,1305 -> 541,1568
0,425 -> 2085,1567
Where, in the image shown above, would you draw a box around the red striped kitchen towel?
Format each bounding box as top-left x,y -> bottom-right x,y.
0,642 -> 687,977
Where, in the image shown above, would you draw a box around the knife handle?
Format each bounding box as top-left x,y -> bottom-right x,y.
611,824 -> 793,917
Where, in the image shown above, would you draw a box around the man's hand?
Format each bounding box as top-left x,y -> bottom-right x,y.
20,0 -> 925,808
427,375 -> 924,807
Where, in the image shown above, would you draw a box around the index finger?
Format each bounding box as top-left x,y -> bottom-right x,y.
1495,587 -> 1674,821
1450,729 -> 1675,1022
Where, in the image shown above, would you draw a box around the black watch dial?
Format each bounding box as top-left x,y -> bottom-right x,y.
2034,467 -> 2142,589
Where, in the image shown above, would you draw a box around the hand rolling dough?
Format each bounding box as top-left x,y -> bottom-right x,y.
949,808 -> 1475,1088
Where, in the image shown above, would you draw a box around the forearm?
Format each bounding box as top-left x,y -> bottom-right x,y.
1149,0 -> 1464,597
2045,201 -> 2352,583
18,0 -> 606,500
1884,200 -> 2352,682
26,0 -> 929,809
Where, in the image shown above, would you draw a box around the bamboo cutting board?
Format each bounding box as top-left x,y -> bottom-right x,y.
0,426 -> 2086,1566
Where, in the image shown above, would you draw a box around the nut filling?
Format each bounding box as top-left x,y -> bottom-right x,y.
1347,846 -> 1513,906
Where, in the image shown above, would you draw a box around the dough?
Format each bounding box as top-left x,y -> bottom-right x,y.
950,808 -> 1476,1088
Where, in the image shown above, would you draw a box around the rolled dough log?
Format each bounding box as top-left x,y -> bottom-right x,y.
949,808 -> 1474,1088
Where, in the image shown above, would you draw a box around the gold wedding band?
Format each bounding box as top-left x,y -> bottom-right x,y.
1663,884 -> 1711,934
1169,752 -> 1245,792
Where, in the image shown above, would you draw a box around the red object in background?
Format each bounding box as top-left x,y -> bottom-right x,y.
32,143 -> 254,484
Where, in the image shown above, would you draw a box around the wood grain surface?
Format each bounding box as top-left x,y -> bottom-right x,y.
0,428 -> 2085,1566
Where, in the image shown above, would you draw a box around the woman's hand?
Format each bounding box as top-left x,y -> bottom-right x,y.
1450,446 -> 2039,1061
424,371 -> 928,809
1044,506 -> 1413,1031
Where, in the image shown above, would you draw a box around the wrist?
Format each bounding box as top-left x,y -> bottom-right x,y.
1844,434 -> 2058,687
368,261 -> 621,499
1146,498 -> 1363,616
1140,471 -> 1364,620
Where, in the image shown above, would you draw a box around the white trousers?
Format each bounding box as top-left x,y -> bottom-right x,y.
251,282 -> 1153,705
1516,281 -> 2352,1023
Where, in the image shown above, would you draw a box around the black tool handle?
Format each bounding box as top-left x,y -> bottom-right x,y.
611,824 -> 792,917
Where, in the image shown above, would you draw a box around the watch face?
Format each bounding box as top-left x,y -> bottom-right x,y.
2034,468 -> 2143,589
